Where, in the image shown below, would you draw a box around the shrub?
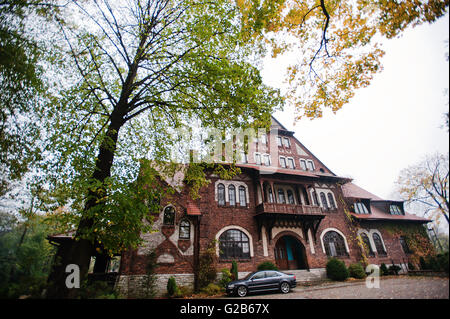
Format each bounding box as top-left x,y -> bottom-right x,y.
167,276 -> 178,297
436,252 -> 449,273
348,263 -> 366,279
173,285 -> 193,298
197,241 -> 218,289
257,261 -> 278,271
388,264 -> 401,275
230,260 -> 238,281
219,268 -> 232,288
380,263 -> 388,276
200,283 -> 223,296
326,258 -> 349,281
419,256 -> 428,270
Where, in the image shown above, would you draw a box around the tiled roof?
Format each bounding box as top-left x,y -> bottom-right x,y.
342,182 -> 383,200
186,201 -> 201,215
343,182 -> 430,223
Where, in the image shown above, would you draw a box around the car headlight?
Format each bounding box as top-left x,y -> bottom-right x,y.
227,284 -> 235,289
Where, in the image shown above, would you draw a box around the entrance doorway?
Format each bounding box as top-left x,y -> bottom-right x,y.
274,235 -> 308,270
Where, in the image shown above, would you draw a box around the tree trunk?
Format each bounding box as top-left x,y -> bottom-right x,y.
46,112 -> 125,298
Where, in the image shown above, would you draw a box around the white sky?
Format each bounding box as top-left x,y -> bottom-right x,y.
262,13 -> 449,202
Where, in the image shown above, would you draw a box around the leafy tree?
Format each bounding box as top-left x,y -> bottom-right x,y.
396,153 -> 449,225
235,0 -> 449,119
37,0 -> 448,298
0,211 -> 55,298
0,0 -> 61,196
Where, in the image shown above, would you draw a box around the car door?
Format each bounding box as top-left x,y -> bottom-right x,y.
247,271 -> 267,292
265,271 -> 282,290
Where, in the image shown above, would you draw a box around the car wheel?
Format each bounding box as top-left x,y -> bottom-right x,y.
280,282 -> 290,294
237,285 -> 248,297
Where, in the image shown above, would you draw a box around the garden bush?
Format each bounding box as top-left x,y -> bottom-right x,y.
167,276 -> 178,297
348,263 -> 366,279
388,264 -> 401,275
380,263 -> 388,276
200,283 -> 223,296
257,261 -> 278,271
326,258 -> 349,281
230,260 -> 238,281
219,268 -> 232,288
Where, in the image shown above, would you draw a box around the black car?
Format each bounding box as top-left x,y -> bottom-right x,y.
226,270 -> 296,297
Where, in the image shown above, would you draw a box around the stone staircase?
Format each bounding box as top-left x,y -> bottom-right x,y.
284,268 -> 327,283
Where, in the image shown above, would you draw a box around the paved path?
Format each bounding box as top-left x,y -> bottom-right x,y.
225,276 -> 449,299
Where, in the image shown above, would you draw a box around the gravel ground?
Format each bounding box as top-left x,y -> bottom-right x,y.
225,276 -> 449,299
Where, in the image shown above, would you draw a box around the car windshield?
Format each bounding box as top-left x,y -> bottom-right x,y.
243,272 -> 257,280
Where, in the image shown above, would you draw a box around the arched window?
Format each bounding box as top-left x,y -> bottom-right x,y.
361,233 -> 374,257
217,183 -> 225,206
239,186 -> 247,207
287,189 -> 295,204
277,189 -> 286,204
373,233 -> 387,256
323,231 -> 348,257
219,229 -> 250,260
327,193 -> 336,209
228,185 -> 236,206
320,192 -> 329,209
163,206 -> 175,225
179,220 -> 190,239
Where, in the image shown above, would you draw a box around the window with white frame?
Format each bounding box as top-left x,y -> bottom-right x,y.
279,156 -> 287,168
283,137 -> 291,148
287,158 -> 295,169
277,136 -> 282,147
354,202 -> 369,214
307,160 -> 315,171
263,154 -> 271,166
254,153 -> 261,165
300,159 -> 307,170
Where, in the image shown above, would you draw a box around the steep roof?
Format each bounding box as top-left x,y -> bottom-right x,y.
342,182 -> 430,223
341,182 -> 383,200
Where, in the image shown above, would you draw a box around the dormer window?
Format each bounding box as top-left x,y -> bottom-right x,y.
390,204 -> 403,215
354,202 -> 369,214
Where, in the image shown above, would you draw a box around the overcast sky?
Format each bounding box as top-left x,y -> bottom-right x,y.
262,13 -> 449,203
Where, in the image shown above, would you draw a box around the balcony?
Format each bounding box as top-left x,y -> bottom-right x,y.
255,202 -> 324,216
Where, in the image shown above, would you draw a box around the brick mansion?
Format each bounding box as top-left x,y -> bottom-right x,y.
98,117 -> 433,296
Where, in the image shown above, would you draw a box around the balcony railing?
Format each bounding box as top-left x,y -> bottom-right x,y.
255,202 -> 324,215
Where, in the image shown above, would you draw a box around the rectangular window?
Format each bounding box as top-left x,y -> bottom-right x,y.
307,160 -> 315,171
300,159 -> 307,170
277,136 -> 282,147
280,157 -> 286,168
277,189 -> 286,204
287,158 -> 295,169
255,153 -> 261,165
263,155 -> 269,166
283,137 -> 290,148
261,134 -> 267,144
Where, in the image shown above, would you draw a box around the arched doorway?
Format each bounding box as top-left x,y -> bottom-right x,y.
274,235 -> 308,270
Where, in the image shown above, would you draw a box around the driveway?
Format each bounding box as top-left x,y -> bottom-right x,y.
224,276 -> 449,299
